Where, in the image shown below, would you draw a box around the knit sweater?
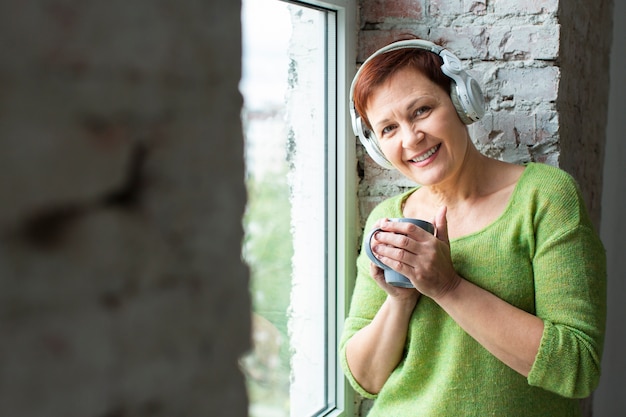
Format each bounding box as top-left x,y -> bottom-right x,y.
339,163 -> 606,417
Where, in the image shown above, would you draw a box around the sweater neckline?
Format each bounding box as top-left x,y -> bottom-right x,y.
396,163 -> 534,243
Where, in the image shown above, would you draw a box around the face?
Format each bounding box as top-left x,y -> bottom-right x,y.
366,66 -> 471,186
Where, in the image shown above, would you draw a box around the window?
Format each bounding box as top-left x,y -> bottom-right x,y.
240,0 -> 356,416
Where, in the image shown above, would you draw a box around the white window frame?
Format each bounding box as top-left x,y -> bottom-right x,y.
241,0 -> 356,414
287,0 -> 357,416
323,1 -> 357,416
325,0 -> 357,415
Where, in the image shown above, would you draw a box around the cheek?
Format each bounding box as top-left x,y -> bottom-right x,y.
378,139 -> 401,160
437,113 -> 468,144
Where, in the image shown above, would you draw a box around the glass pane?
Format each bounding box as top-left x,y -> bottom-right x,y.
240,0 -> 331,416
286,4 -> 329,416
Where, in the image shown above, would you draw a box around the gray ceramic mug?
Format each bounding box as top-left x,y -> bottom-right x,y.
364,218 -> 435,288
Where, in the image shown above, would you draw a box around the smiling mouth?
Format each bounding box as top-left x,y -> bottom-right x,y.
410,144 -> 441,162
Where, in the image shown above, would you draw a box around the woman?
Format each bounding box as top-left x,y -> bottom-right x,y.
340,39 -> 606,416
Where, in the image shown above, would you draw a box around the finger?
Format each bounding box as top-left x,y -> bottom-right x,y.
369,263 -> 390,289
372,217 -> 389,229
369,262 -> 419,299
370,262 -> 385,281
434,206 -> 449,245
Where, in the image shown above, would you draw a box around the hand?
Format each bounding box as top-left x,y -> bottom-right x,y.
368,219 -> 420,305
369,207 -> 461,300
369,261 -> 420,305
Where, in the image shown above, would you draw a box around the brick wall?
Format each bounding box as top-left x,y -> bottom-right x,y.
356,0 -> 611,231
355,0 -> 613,415
0,1 -> 249,416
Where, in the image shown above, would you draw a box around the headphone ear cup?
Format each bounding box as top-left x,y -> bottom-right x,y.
450,83 -> 475,125
355,116 -> 395,169
440,49 -> 485,124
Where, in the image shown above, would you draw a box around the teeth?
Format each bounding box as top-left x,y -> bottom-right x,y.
412,145 -> 439,162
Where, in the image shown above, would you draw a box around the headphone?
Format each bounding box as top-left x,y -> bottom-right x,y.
349,39 -> 485,169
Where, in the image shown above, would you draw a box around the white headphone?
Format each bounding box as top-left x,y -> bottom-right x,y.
349,39 -> 485,169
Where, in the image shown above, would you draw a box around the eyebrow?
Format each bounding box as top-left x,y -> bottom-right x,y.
371,97 -> 424,132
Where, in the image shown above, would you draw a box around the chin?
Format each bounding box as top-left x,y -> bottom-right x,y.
401,166 -> 445,186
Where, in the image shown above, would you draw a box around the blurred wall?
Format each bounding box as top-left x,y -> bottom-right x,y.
596,0 -> 626,415
0,1 -> 249,416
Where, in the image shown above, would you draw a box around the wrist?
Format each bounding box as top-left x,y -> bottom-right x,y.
386,291 -> 420,313
430,274 -> 463,303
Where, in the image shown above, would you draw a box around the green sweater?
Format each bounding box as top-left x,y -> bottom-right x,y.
340,163 -> 606,417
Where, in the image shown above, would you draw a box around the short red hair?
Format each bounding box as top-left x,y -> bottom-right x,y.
353,46 -> 451,130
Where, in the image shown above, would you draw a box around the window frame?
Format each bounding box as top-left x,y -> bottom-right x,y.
285,0 -> 357,416
316,0 -> 357,416
241,0 -> 356,414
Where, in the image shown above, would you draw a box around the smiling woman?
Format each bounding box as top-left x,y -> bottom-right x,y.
341,38 -> 606,417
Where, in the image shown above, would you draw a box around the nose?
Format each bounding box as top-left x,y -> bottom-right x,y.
401,122 -> 425,148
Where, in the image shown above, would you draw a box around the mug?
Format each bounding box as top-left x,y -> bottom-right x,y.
364,218 -> 435,288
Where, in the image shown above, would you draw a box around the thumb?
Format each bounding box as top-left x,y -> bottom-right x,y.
434,206 -> 449,245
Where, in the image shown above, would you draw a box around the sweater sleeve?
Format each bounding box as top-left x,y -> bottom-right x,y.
338,196 -> 404,399
338,250 -> 385,399
527,172 -> 607,398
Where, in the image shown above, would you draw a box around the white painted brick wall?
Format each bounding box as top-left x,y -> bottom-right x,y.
355,0 -> 609,231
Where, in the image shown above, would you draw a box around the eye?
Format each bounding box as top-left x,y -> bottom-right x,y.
414,106 -> 432,118
380,124 -> 397,138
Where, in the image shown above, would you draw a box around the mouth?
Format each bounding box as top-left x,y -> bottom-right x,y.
410,144 -> 441,163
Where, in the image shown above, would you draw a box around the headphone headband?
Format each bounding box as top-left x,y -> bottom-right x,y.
349,39 -> 485,169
